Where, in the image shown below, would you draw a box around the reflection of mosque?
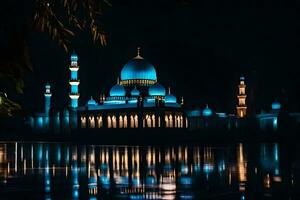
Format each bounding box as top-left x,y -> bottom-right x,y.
0,143 -> 292,199
26,48 -> 300,133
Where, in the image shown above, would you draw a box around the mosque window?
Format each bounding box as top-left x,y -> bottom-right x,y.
151,114 -> 155,128
88,116 -> 95,128
119,116 -> 123,128
124,115 -> 128,128
130,115 -> 134,128
81,116 -> 86,128
97,115 -> 103,128
169,114 -> 173,128
134,115 -> 138,128
112,115 -> 117,128
146,114 -> 151,128
165,115 -> 169,128
107,116 -> 112,128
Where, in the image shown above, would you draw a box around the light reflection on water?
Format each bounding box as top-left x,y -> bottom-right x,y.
0,142 -> 298,199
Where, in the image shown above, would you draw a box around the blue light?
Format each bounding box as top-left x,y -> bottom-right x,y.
71,53 -> 78,62
72,189 -> 79,199
131,88 -> 140,96
36,116 -> 43,129
45,84 -> 51,89
146,176 -> 156,185
128,99 -> 138,104
165,94 -> 177,103
71,71 -> 77,80
132,177 -> 140,186
216,113 -> 227,118
193,164 -> 201,173
203,164 -> 214,173
56,145 -> 61,163
129,194 -> 144,199
180,194 -> 194,199
104,100 -> 126,105
148,83 -> 166,96
109,84 -> 126,96
121,58 -> 157,81
272,101 -> 281,110
71,85 -> 78,93
218,160 -> 225,172
187,109 -> 201,117
273,117 -> 278,130
100,176 -> 110,188
87,97 -> 98,106
180,177 -> 192,185
71,99 -> 78,107
202,105 -> 213,116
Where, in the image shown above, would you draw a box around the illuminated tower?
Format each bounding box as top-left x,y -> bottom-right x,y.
69,51 -> 80,108
236,76 -> 247,118
44,83 -> 52,116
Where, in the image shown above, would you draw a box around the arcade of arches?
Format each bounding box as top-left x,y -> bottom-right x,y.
80,113 -> 188,129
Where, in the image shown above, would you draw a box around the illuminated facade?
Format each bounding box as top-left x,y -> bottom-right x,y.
236,76 -> 247,118
28,47 -> 187,132
26,49 -> 300,133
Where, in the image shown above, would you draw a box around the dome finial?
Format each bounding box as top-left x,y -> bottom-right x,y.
137,46 -> 141,56
134,46 -> 143,59
117,77 -> 120,84
168,87 -> 171,95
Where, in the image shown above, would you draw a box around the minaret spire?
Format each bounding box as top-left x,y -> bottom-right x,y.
168,87 -> 171,95
137,47 -> 141,56
236,76 -> 247,118
44,83 -> 52,116
69,51 -> 80,108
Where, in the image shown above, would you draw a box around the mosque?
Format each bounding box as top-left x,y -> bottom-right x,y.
27,47 -> 300,134
28,48 -> 188,133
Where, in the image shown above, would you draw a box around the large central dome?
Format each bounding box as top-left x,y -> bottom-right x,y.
120,48 -> 157,86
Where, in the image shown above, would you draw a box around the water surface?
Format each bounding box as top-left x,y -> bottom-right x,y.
0,142 -> 299,199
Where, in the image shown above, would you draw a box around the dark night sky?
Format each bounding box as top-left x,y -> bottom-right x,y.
16,0 -> 297,114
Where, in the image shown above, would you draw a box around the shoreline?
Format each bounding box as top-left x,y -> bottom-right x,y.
0,129 -> 298,145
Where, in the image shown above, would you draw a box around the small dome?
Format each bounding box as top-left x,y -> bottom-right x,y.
202,105 -> 213,116
130,87 -> 140,96
165,87 -> 177,103
71,52 -> 78,62
148,83 -> 166,96
271,101 -> 281,110
165,94 -> 177,103
87,96 -> 97,106
110,84 -> 126,97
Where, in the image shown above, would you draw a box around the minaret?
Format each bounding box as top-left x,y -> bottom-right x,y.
44,83 -> 52,116
236,76 -> 247,118
69,51 -> 80,108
